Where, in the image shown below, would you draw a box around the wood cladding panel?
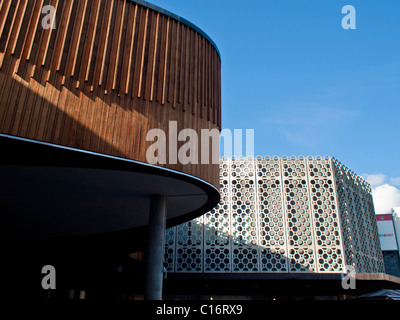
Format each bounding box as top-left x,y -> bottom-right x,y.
0,0 -> 221,188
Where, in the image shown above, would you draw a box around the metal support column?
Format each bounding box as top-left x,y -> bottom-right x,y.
145,194 -> 167,300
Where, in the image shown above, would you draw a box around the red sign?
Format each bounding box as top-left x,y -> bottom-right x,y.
376,214 -> 393,221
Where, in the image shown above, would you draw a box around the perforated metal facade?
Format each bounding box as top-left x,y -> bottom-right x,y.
164,156 -> 385,273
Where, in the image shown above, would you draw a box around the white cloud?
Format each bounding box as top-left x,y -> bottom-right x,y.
371,184 -> 400,214
361,173 -> 400,214
362,173 -> 386,187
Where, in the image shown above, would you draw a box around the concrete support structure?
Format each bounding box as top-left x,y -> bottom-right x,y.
145,195 -> 168,300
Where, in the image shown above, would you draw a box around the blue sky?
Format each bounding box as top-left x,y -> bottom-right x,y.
149,0 -> 400,212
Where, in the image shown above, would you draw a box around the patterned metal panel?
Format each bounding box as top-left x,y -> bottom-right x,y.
256,156 -> 288,272
164,156 -> 385,274
333,158 -> 385,273
281,156 -> 316,272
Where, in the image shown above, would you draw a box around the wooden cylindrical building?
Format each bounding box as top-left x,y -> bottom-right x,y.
0,0 -> 221,242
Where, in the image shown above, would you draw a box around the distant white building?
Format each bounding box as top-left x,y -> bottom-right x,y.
376,208 -> 400,277
376,213 -> 399,252
393,207 -> 400,251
